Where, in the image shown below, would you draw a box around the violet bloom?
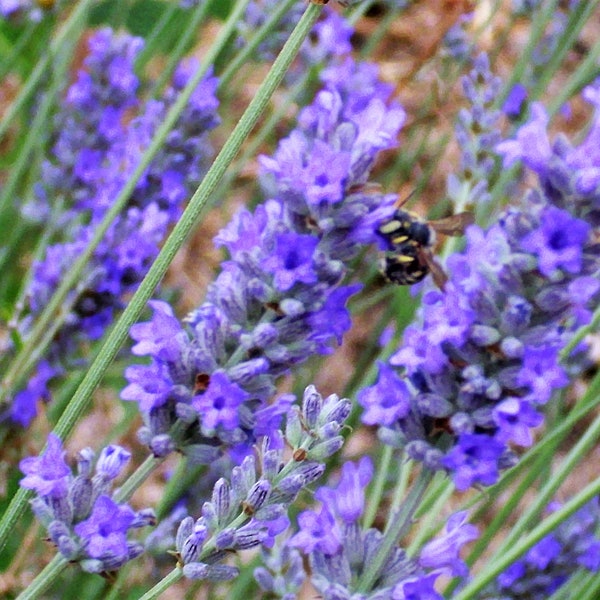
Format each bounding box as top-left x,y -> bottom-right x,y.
359,84 -> 600,490
287,457 -> 476,598
238,2 -> 352,70
482,498 -> 600,599
74,496 -> 137,564
5,28 -> 219,428
19,433 -> 70,498
122,55 -> 404,461
20,435 -> 154,573
447,53 -> 501,208
0,0 -> 48,21
175,386 -> 350,581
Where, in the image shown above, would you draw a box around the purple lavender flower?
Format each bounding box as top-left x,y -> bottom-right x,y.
122,56 -> 404,460
20,435 -> 154,573
192,371 -> 249,434
238,3 -> 352,69
254,537 -> 306,600
482,498 -> 600,599
289,457 -> 477,598
5,29 -> 219,428
19,433 -> 70,498
358,83 -> 600,490
175,386 -> 350,581
74,495 -> 137,564
447,53 -> 502,208
503,83 -> 528,119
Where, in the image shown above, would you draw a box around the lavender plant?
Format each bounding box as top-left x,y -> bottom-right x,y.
20,433 -> 155,573
357,76 -> 600,491
2,28 -> 219,428
2,2 -> 600,600
120,52 -> 404,461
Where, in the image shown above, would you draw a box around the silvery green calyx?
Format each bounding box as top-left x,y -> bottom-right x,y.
358,80 -> 600,491
172,386 -> 350,581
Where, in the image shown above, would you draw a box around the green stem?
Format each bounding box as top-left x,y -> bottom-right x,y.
138,567 -> 183,600
559,303 -> 600,362
494,0 -> 560,107
0,14 -> 82,219
493,402 -> 600,557
530,0 -> 600,102
356,467 -> 433,594
0,20 -> 37,80
15,554 -> 68,600
0,0 -> 252,406
548,33 -> 600,116
363,444 -> 393,529
134,2 -> 179,71
114,454 -> 166,503
452,476 -> 600,600
407,477 -> 454,553
0,0 -> 323,557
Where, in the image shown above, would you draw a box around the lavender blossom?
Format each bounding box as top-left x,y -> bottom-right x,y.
358,85 -> 600,490
447,53 -> 502,208
4,28 -> 219,427
173,386 -> 350,581
442,13 -> 474,61
238,2 -> 352,71
254,537 -> 306,600
288,456 -> 478,598
19,433 -> 154,573
482,499 -> 600,599
121,56 -> 404,461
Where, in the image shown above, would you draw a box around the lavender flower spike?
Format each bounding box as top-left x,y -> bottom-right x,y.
122,55 -> 404,461
359,83 -> 600,491
482,498 -> 600,599
5,28 -> 219,428
174,386 -> 351,581
288,456 -> 477,598
20,435 -> 154,573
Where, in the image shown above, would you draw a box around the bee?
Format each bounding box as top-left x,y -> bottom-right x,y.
377,200 -> 473,290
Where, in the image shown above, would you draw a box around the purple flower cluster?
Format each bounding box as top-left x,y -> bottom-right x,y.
238,2 -> 353,70
5,28 -> 219,427
121,55 -> 404,460
19,433 -> 155,573
254,537 -> 305,600
448,53 -> 501,208
442,13 -> 474,61
358,86 -> 600,491
174,386 -> 350,581
483,499 -> 600,599
288,456 -> 477,598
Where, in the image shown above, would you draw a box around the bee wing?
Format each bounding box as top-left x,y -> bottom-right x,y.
418,247 -> 448,290
429,212 -> 474,236
394,189 -> 417,209
347,182 -> 383,195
